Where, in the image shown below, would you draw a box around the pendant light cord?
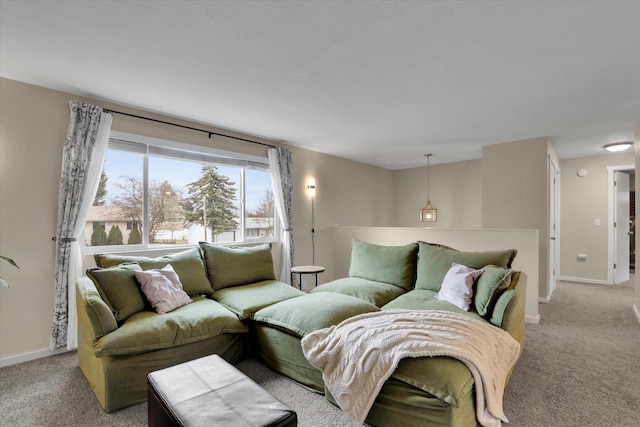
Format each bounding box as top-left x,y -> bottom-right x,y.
425,153 -> 432,201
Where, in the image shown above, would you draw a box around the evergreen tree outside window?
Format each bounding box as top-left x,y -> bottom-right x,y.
128,225 -> 142,244
91,224 -> 107,246
107,225 -> 123,245
183,165 -> 239,243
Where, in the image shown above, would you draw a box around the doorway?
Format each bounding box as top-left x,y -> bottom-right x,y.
608,165 -> 634,284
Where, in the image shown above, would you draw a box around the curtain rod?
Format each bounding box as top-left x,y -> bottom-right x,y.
103,108 -> 276,149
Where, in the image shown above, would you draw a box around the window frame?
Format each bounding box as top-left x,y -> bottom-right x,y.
81,131 -> 278,254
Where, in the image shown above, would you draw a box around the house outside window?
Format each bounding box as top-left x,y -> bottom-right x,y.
83,132 -> 277,252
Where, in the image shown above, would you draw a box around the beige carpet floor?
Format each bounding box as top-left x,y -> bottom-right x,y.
502,276 -> 640,426
1,277 -> 639,426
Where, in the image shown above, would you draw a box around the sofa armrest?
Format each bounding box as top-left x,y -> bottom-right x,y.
76,276 -> 118,340
491,271 -> 526,352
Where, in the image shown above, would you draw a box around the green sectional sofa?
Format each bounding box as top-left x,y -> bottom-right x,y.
76,239 -> 526,427
77,243 -> 305,412
254,240 -> 525,427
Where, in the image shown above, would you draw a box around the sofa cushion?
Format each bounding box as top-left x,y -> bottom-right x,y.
212,280 -> 304,320
86,263 -> 145,322
94,248 -> 212,297
415,241 -> 516,291
200,243 -> 276,291
390,356 -> 475,410
253,292 -> 380,338
348,239 -> 418,291
310,277 -> 406,307
77,277 -> 118,338
474,265 -> 513,317
434,263 -> 483,311
381,290 -> 484,321
134,265 -> 193,314
490,271 -> 522,328
94,297 -> 248,357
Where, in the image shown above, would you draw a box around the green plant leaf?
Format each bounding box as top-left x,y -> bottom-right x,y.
0,256 -> 18,288
0,256 -> 19,269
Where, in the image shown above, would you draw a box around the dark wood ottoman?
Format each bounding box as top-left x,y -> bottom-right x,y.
147,354 -> 297,427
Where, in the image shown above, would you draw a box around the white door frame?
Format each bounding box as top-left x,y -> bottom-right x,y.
547,157 -> 560,300
607,164 -> 634,284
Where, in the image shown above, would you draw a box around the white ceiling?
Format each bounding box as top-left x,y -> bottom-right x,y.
1,0 -> 639,169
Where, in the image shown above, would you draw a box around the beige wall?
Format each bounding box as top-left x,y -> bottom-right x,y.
289,147 -> 394,282
560,152 -> 634,283
392,159 -> 483,229
0,78 -> 395,362
1,80 -> 69,360
481,137 -> 553,301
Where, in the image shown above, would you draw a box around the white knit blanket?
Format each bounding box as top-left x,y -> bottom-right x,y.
301,310 -> 521,427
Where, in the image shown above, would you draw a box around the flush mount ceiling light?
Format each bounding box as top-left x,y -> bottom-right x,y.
604,141 -> 633,152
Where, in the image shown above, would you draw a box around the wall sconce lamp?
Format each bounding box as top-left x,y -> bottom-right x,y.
419,154 -> 437,222
307,178 -> 316,197
604,141 -> 633,152
307,178 -> 317,264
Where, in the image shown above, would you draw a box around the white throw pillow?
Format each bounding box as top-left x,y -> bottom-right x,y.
435,263 -> 483,311
134,264 -> 193,314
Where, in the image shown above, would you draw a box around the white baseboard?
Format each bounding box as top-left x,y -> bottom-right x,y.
526,314 -> 540,324
539,297 -> 550,304
0,347 -> 71,368
558,276 -> 611,285
633,305 -> 640,326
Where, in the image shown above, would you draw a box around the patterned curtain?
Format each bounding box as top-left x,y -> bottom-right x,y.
268,147 -> 294,284
50,102 -> 112,350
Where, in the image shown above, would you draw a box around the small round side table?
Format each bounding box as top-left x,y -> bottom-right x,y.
290,265 -> 325,290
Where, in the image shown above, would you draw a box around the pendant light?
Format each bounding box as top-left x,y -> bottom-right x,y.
420,154 -> 437,222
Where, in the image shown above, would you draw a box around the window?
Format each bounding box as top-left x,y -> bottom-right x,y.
83,133 -> 276,251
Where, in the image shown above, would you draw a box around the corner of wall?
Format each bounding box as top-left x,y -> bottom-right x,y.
635,119 -> 640,312
481,137 -> 550,303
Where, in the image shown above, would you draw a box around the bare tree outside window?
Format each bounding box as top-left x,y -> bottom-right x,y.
247,189 -> 275,237
110,176 -> 183,243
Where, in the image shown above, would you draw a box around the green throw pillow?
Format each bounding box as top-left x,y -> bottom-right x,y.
348,239 -> 418,291
415,241 -> 516,292
474,265 -> 513,316
200,242 -> 276,290
490,271 -> 522,327
490,289 -> 516,328
94,247 -> 212,296
86,263 -> 145,322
